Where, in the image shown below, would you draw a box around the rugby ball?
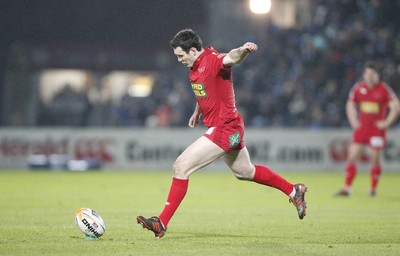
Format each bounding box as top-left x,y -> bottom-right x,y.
75,208 -> 106,238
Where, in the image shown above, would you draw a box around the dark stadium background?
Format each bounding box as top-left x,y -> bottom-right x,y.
0,0 -> 399,128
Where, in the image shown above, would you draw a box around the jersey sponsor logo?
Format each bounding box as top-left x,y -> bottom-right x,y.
229,132 -> 241,147
191,83 -> 207,98
360,101 -> 379,113
217,53 -> 227,59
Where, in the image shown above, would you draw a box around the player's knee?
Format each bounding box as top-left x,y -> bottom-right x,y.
232,167 -> 253,181
370,156 -> 381,166
234,174 -> 250,181
172,160 -> 189,179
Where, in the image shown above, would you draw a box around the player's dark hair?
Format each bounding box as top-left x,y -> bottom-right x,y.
364,61 -> 378,72
170,29 -> 203,53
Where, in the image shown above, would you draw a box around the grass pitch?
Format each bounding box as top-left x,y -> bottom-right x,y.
0,169 -> 399,256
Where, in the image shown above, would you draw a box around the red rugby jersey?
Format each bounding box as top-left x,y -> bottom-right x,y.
349,81 -> 395,126
189,46 -> 238,126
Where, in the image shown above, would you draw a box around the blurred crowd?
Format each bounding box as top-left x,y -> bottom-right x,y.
40,0 -> 400,129
233,0 -> 400,128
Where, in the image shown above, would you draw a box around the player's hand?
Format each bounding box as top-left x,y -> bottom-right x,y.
242,42 -> 258,53
188,114 -> 201,128
351,121 -> 361,130
375,120 -> 388,129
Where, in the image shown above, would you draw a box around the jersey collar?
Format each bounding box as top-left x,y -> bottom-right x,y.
191,46 -> 214,71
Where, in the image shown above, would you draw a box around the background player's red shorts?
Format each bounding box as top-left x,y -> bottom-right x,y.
352,125 -> 387,149
203,115 -> 245,152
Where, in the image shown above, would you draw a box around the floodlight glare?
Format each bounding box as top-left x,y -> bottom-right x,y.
249,0 -> 271,14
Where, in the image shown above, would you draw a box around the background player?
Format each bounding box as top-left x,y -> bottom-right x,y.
336,61 -> 400,197
136,29 -> 307,238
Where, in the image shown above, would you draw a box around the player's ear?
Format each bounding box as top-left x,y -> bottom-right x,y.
189,47 -> 197,56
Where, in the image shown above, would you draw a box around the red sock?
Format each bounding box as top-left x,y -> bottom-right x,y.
159,178 -> 189,228
345,163 -> 357,187
370,165 -> 381,192
252,165 -> 293,196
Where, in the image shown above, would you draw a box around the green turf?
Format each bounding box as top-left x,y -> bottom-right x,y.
0,169 -> 399,256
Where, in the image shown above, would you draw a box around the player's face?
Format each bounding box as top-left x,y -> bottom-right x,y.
363,67 -> 379,87
173,47 -> 196,68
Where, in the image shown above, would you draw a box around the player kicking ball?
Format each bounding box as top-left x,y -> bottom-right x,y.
137,29 -> 307,238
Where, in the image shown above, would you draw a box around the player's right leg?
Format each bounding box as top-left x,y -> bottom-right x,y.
137,136 -> 225,238
223,147 -> 307,220
336,143 -> 364,196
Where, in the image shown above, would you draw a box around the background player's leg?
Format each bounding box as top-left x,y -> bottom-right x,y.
337,143 -> 364,196
345,143 -> 364,188
369,148 -> 382,196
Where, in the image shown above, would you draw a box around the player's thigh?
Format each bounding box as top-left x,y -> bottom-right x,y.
369,148 -> 382,165
223,147 -> 255,180
173,136 -> 225,179
347,143 -> 365,163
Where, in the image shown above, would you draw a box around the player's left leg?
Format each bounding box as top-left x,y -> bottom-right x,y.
137,136 -> 226,238
158,136 -> 225,227
223,147 -> 307,219
369,148 -> 382,197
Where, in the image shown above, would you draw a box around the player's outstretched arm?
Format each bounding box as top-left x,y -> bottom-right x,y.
223,42 -> 258,67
